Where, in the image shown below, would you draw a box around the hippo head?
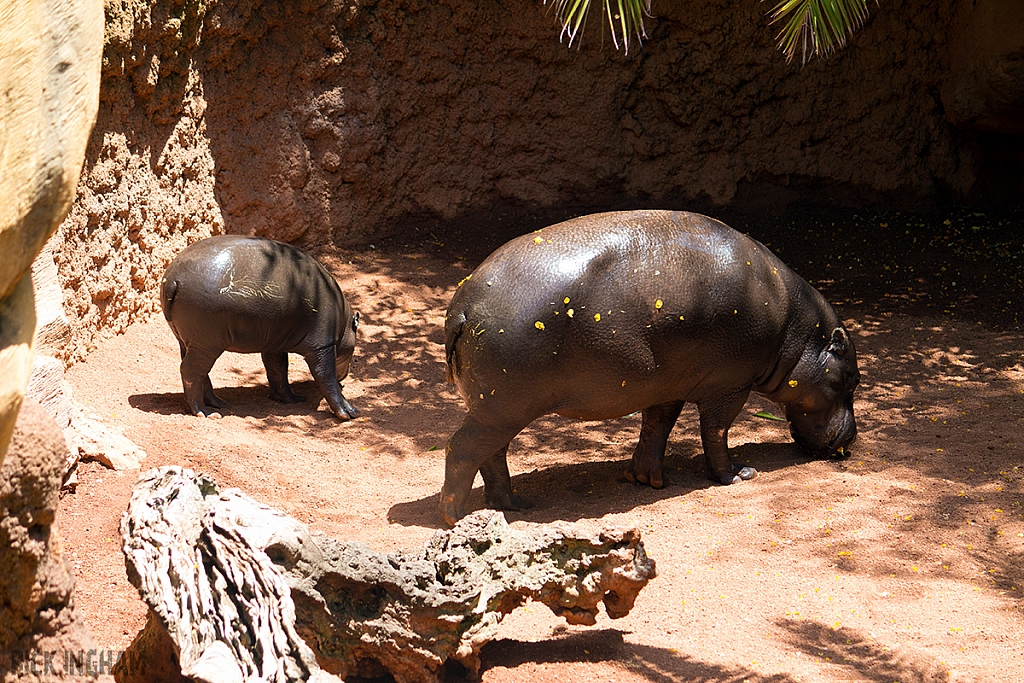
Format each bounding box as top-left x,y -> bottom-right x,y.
781,327 -> 859,457
335,311 -> 359,380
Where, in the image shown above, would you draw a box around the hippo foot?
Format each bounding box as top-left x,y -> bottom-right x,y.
269,389 -> 305,404
624,467 -> 664,489
440,492 -> 464,528
327,396 -> 360,421
485,490 -> 534,512
194,409 -> 224,419
713,465 -> 757,485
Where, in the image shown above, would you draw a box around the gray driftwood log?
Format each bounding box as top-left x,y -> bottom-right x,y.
117,466 -> 656,683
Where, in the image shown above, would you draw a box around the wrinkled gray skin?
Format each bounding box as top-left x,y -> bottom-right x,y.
441,210 -> 859,526
161,235 -> 359,419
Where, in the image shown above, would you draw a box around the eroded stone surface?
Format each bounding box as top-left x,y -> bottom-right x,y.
0,400 -> 97,682
118,466 -> 656,683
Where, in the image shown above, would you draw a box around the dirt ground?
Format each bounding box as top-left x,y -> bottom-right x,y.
57,206 -> 1023,682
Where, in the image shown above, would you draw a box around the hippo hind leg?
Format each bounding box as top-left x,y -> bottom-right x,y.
625,400 -> 684,488
263,352 -> 305,403
441,415 -> 527,527
480,445 -> 535,512
179,342 -> 227,417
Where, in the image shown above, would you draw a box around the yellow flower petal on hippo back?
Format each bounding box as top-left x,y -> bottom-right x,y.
535,321 -> 545,330
594,313 -> 601,322
655,299 -> 663,309
789,379 -> 799,388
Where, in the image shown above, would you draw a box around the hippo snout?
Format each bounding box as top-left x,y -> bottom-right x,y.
790,405 -> 856,458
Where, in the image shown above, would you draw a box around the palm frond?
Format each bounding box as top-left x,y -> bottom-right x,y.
768,0 -> 873,64
546,0 -> 651,53
546,0 -> 872,61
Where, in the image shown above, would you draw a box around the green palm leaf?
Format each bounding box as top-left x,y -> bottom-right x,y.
768,0 -> 873,63
546,0 -> 652,53
546,0 -> 873,62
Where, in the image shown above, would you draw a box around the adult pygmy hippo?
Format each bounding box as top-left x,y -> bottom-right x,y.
161,235 -> 359,420
440,210 -> 859,526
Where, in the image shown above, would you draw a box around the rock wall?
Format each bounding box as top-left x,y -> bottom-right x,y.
942,0 -> 1024,134
53,0 -> 1024,361
0,400 -> 97,681
54,0 -> 223,363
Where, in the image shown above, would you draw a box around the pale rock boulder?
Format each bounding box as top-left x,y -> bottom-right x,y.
0,0 -> 104,468
27,242 -> 147,479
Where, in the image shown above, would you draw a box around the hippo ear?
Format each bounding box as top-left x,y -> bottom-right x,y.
827,327 -> 850,356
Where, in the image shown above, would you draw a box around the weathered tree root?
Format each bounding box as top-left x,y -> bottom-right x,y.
117,466 -> 656,683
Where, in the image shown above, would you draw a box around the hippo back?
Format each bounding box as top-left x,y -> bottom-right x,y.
162,235 -> 348,354
444,210 -> 835,421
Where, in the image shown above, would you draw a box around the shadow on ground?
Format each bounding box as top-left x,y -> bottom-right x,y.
387,441 -> 822,528
442,621 -> 948,683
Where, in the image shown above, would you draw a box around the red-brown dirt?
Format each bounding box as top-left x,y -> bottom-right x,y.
58,207 -> 1023,682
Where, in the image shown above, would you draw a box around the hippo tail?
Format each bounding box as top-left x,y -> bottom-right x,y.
161,276 -> 178,321
444,311 -> 467,384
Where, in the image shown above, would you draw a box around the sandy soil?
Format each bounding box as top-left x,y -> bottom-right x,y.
58,207 -> 1023,682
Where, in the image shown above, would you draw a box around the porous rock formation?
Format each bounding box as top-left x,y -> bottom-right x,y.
54,0 -> 1024,362
116,466 -> 656,683
0,400 -> 97,681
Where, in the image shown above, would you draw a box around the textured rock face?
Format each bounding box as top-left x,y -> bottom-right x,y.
0,400 -> 97,681
0,0 -> 103,466
54,0 -> 224,363
54,0 -> 1023,361
0,0 -> 104,300
118,466 -> 656,683
942,0 -> 1024,134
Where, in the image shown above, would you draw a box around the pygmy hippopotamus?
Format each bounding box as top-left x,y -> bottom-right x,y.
440,210 -> 859,525
161,235 -> 359,420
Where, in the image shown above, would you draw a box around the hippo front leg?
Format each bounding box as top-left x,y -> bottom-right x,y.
625,400 -> 684,488
262,352 -> 305,403
303,347 -> 359,420
697,390 -> 758,484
